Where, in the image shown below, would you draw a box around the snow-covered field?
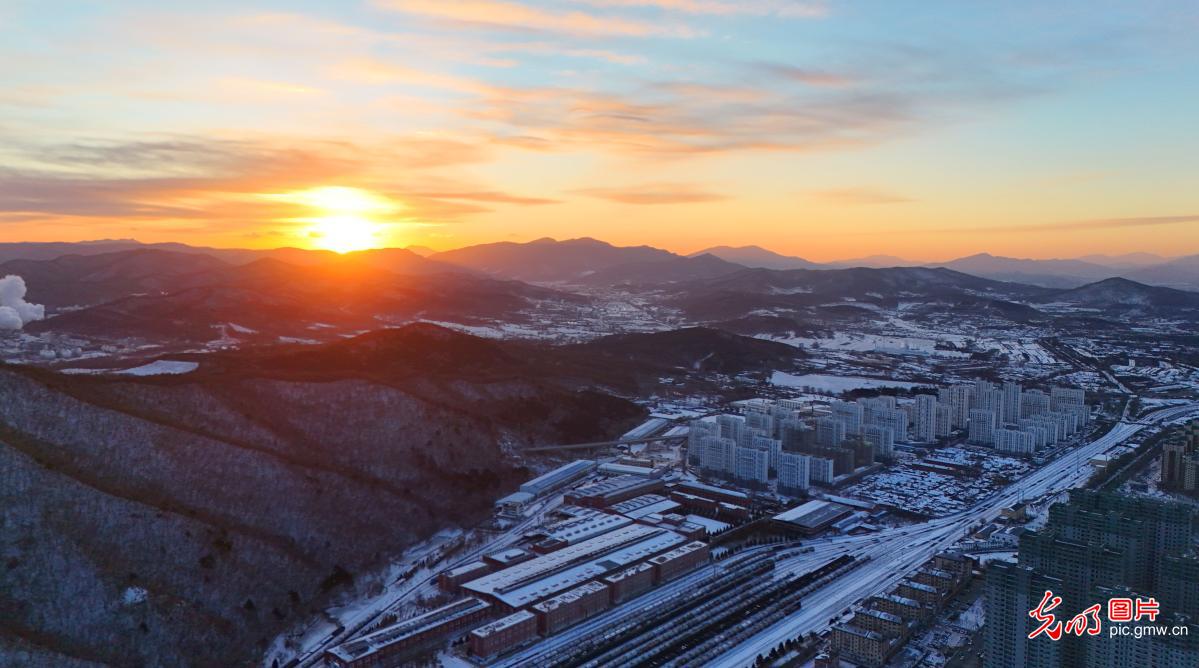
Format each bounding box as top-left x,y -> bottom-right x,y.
769,331 -> 970,358
771,371 -> 926,393
117,360 -> 199,376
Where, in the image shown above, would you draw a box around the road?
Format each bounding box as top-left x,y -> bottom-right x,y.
522,434 -> 684,453
708,401 -> 1199,667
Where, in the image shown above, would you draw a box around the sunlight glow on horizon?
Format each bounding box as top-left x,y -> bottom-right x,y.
264,186 -> 402,253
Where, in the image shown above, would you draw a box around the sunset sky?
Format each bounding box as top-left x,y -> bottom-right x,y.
2,1 -> 1197,260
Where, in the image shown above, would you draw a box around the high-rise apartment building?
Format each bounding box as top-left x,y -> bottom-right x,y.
914,394 -> 939,442
776,451 -> 811,495
984,491 -> 1199,668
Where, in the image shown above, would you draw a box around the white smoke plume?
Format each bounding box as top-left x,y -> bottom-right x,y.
0,275 -> 45,330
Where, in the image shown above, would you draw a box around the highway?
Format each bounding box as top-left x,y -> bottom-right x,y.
710,402 -> 1199,667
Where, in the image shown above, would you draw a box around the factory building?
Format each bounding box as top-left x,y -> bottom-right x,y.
520,460 -> 595,497
438,561 -> 492,593
468,611 -> 537,660
603,562 -> 656,604
566,475 -> 665,508
482,548 -> 533,570
461,524 -> 685,610
607,494 -> 682,520
772,500 -> 854,535
531,581 -> 610,635
536,510 -> 633,549
673,481 -> 750,507
649,540 -> 710,583
494,491 -> 535,517
598,462 -> 657,477
323,598 -> 491,668
635,512 -> 708,540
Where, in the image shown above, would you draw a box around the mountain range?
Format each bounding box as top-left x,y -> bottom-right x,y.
2,238 -> 1197,351
692,247 -> 1196,290
6,238 -> 1196,290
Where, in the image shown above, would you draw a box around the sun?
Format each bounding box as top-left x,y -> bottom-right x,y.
309,214 -> 381,254
265,186 -> 401,253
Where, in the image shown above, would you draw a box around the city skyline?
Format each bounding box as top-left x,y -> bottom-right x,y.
3,1 -> 1199,260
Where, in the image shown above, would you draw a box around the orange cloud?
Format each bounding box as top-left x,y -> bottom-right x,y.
810,187 -> 913,205
575,183 -> 726,204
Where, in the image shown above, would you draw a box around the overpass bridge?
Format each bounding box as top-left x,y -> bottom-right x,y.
521,433 -> 685,453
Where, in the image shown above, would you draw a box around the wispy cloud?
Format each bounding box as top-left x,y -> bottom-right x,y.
575,183 -> 726,204
756,63 -> 854,87
574,0 -> 828,17
929,215 -> 1199,235
0,135 -> 549,225
375,0 -> 699,37
408,189 -> 561,205
811,187 -> 913,205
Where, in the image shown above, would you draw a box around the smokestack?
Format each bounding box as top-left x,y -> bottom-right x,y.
0,275 -> 45,330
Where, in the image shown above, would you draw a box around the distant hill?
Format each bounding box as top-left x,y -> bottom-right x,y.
1032,277 -> 1199,314
0,239 -> 150,263
688,245 -> 822,270
430,237 -> 677,282
825,254 -> 917,268
930,253 -> 1119,288
943,297 -> 1051,324
25,254 -> 577,342
664,266 -> 1043,321
581,253 -> 747,286
237,323 -> 799,395
0,249 -> 232,308
0,240 -> 462,276
563,326 -> 802,379
1077,252 -> 1170,269
1124,255 -> 1199,290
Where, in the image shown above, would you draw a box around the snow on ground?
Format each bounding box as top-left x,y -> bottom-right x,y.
116,360 -> 198,376
277,336 -> 320,344
421,320 -> 547,340
771,371 -> 924,393
770,331 -> 970,358
121,586 -> 148,606
842,451 -> 1032,516
957,596 -> 986,631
